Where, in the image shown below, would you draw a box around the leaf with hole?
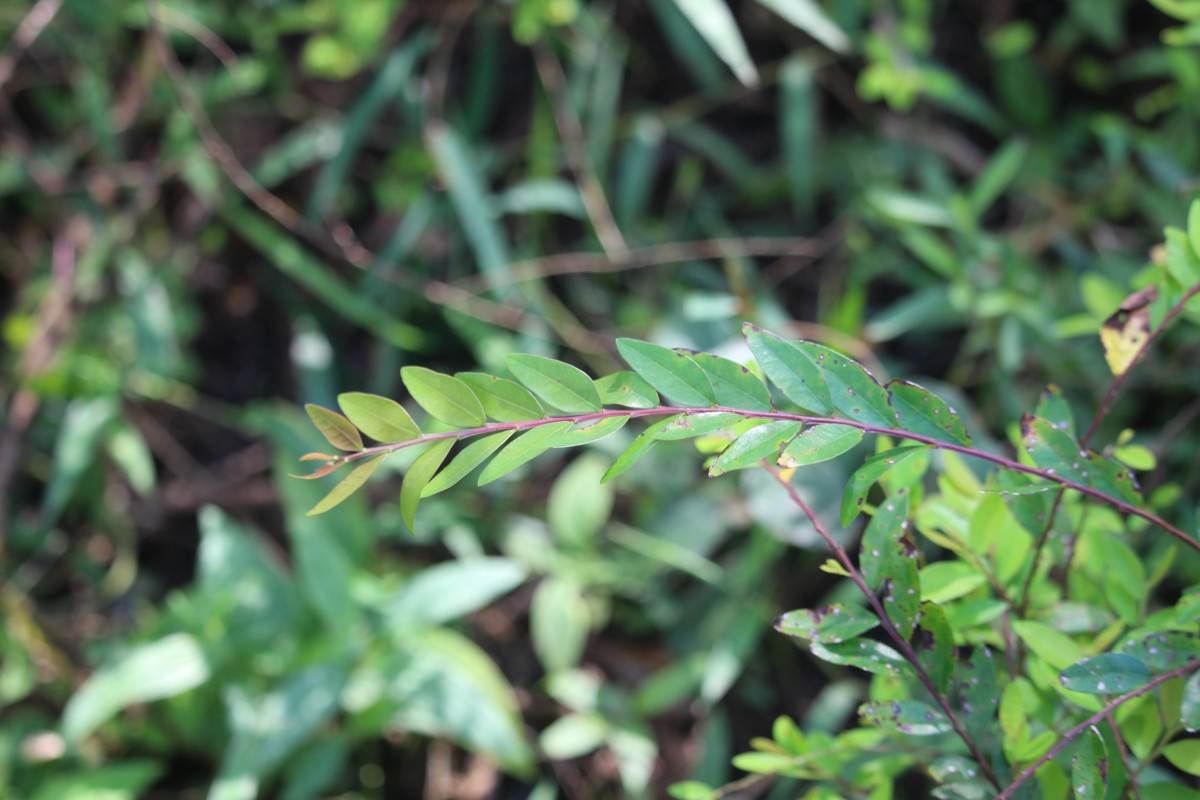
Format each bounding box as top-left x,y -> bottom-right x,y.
1020,414 -> 1141,503
917,602 -> 955,694
841,446 -> 929,527
774,604 -> 879,644
886,380 -> 970,445
808,639 -> 910,676
859,489 -> 911,591
708,420 -> 802,476
1072,727 -> 1107,800
616,338 -> 715,406
795,342 -> 895,428
1118,630 -> 1200,672
859,698 -> 952,736
743,323 -> 831,413
506,354 -> 602,413
337,392 -> 420,442
305,404 -> 363,451
457,372 -> 545,421
595,371 -> 660,409
400,440 -> 454,532
308,455 -> 387,516
401,367 -> 486,428
689,352 -> 772,411
422,431 -> 515,497
777,423 -> 863,467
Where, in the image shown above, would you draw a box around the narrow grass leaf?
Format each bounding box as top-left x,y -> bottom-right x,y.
841,447 -> 928,527
422,431 -> 515,497
307,454 -> 387,516
968,137 -> 1028,218
457,372 -> 545,421
774,604 -> 879,644
778,424 -> 862,467
400,440 -> 455,532
337,392 -> 419,442
305,404 -> 363,451
595,370 -> 661,409
708,420 -> 802,476
753,0 -> 850,53
1059,654 -> 1152,695
886,380 -> 970,445
666,0 -> 759,87
506,354 -> 602,413
690,352 -> 773,411
478,422 -> 572,485
780,55 -> 817,221
617,338 -> 715,406
402,366 -> 486,428
743,323 -> 831,413
602,416 -> 679,483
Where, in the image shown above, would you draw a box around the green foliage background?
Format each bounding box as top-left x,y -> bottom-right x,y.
3,0 -> 1200,797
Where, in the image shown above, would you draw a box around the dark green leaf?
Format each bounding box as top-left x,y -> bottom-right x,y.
548,415 -> 629,448
917,602 -> 955,694
690,352 -> 773,411
1035,384 -> 1075,439
595,371 -> 660,409
652,411 -> 744,440
777,423 -> 863,467
1181,670 -> 1200,732
616,338 -> 715,406
1020,414 -> 1141,504
1118,630 -> 1200,672
401,367 -> 486,428
859,698 -> 952,735
841,446 -> 929,527
795,342 -> 894,428
708,420 -> 802,476
478,421 -> 572,485
601,415 -> 678,483
305,404 -> 364,451
881,541 -> 921,637
886,380 -> 970,445
337,392 -> 420,442
307,454 -> 388,516
506,354 -> 603,413
808,639 -> 910,676
457,372 -> 545,421
400,440 -> 455,532
962,646 -> 999,748
1060,654 -> 1152,695
859,489 -> 911,590
774,603 -> 879,644
743,323 -> 831,413
422,431 -> 515,497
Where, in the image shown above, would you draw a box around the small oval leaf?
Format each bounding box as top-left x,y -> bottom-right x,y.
743,323 -> 831,414
794,342 -> 894,428
601,415 -> 679,483
594,371 -> 660,409
308,454 -> 388,516
886,380 -> 970,445
841,446 -> 929,527
616,338 -> 715,406
401,367 -> 486,428
777,423 -> 863,467
338,392 -> 420,442
305,404 -> 364,451
457,372 -> 546,422
690,352 -> 773,411
422,430 -> 515,497
400,439 -> 455,532
708,420 -> 802,476
505,354 -> 602,413
1060,654 -> 1152,695
774,604 -> 880,644
478,421 -> 573,485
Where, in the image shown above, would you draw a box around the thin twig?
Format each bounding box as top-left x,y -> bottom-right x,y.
764,465 -> 1002,791
995,660 -> 1200,800
0,0 -> 65,91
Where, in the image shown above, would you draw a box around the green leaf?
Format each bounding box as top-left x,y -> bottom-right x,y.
28,762 -> 162,800
690,352 -> 773,411
601,415 -> 678,483
381,557 -> 528,629
809,639 -> 910,676
337,392 -> 420,442
616,338 -> 715,406
1169,225 -> 1200,286
652,411 -> 744,440
968,137 -> 1028,217
917,602 -> 955,694
548,416 -> 629,448
401,367 -> 486,428
841,446 -> 929,527
422,431 -> 515,497
1035,384 -> 1075,439
743,323 -> 831,414
547,453 -> 613,544
62,634 -> 210,742
1189,200 -> 1200,265
1164,740 -> 1200,777
919,561 -> 987,604
708,420 -> 802,476
595,371 -> 660,409
1182,670 -> 1200,732
666,0 -> 760,87
478,421 -> 573,485
400,440 -> 455,532
753,0 -> 850,54
777,423 -> 863,467
963,646 -> 1000,746
881,543 -> 921,637
506,354 -> 603,413
886,380 -> 970,445
1072,727 -> 1107,800
531,577 -> 592,673
305,404 -> 364,451
1118,630 -> 1200,671
669,780 -> 718,800
795,342 -> 895,428
457,372 -> 545,421
307,454 -> 388,516
1020,414 -> 1141,504
859,699 -> 952,736
1013,621 -> 1086,670
539,713 -> 609,760
774,603 -> 880,644
859,490 -> 912,591
1059,654 -> 1152,695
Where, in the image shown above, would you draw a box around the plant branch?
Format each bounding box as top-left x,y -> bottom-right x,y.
0,0 -> 64,91
994,660 -> 1200,800
764,465 -> 1002,791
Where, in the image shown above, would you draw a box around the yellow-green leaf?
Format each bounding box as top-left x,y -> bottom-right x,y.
307,454 -> 387,515
305,404 -> 364,452
338,392 -> 420,442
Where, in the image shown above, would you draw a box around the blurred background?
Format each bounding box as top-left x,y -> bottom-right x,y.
3,0 -> 1200,797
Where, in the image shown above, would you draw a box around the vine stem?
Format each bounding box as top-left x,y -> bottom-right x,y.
994,659 -> 1200,800
334,406 -> 1200,553
765,464 -> 1003,791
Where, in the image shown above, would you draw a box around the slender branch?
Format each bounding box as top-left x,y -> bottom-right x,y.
329,406 -> 1200,552
995,660 -> 1200,800
0,0 -> 64,91
764,465 -> 1002,791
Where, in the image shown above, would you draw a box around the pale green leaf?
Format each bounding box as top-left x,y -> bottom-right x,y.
307,454 -> 388,516
401,367 -> 486,428
595,371 -> 660,409
708,420 -> 802,476
477,422 -> 572,485
777,423 -> 862,467
421,431 -> 515,497
400,440 -> 455,532
305,404 -> 363,451
337,392 -> 419,442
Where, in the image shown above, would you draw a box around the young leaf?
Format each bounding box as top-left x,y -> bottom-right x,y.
305,404 -> 364,452
743,323 -> 831,413
478,421 -> 573,485
708,420 -> 802,476
400,439 -> 455,532
774,604 -> 879,644
401,367 -> 486,428
421,431 -> 515,497
794,342 -> 895,428
616,338 -> 716,406
1020,414 -> 1141,503
595,371 -> 660,409
1059,654 -> 1152,695
778,423 -> 863,467
916,602 -> 955,694
808,639 -> 910,676
308,454 -> 387,516
885,380 -> 970,445
290,459 -> 345,481
506,354 -> 602,413
652,411 -> 744,440
337,392 -> 420,442
859,699 -> 952,736
549,416 -> 629,448
457,372 -> 545,421
689,352 -> 773,411
841,446 -> 929,527
601,415 -> 679,483
859,490 -> 911,590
